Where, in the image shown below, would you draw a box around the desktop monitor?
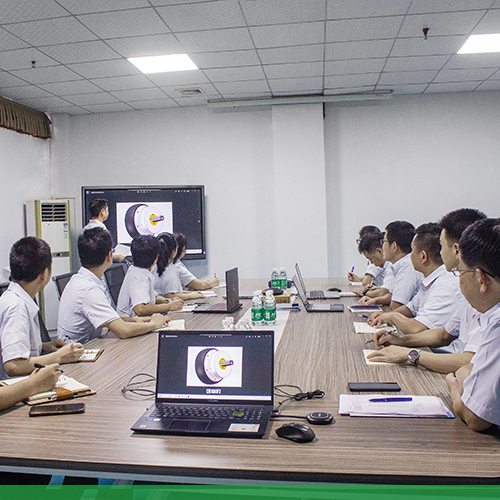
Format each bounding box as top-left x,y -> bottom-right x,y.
82,185 -> 206,260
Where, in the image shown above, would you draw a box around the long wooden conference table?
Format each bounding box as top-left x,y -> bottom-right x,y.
1,278 -> 499,485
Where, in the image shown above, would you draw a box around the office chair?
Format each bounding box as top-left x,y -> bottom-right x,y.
0,282 -> 9,296
103,263 -> 128,309
52,272 -> 76,300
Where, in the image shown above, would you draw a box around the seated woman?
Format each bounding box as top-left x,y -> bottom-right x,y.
174,233 -> 220,290
154,233 -> 204,301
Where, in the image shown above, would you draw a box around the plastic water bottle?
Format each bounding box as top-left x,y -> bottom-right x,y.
279,267 -> 287,289
236,317 -> 252,330
264,290 -> 276,326
222,317 -> 234,330
251,290 -> 264,326
271,268 -> 280,288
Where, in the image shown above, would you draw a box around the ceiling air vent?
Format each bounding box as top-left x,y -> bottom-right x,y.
41,202 -> 67,222
177,88 -> 204,97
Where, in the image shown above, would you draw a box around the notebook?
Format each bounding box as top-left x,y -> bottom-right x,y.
295,263 -> 340,299
193,267 -> 242,314
131,330 -> 274,438
293,275 -> 344,313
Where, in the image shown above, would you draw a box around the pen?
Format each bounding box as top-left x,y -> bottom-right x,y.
369,397 -> 413,403
365,331 -> 393,344
350,266 -> 355,273
32,363 -> 64,374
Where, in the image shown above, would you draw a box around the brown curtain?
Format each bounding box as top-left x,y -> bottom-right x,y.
0,96 -> 51,139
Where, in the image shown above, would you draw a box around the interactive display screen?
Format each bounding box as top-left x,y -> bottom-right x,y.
82,186 -> 205,260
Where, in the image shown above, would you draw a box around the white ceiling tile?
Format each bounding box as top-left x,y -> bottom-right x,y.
76,9 -> 170,39
472,8 -> 500,34
128,98 -> 179,109
213,79 -> 270,94
489,69 -> 500,79
444,53 -> 500,69
378,69 -> 438,84
0,48 -> 57,70
204,65 -> 266,82
264,61 -> 323,80
324,85 -> 375,94
17,95 -> 74,110
191,50 -> 261,69
3,17 -> 97,45
325,39 -> 393,60
250,22 -> 324,49
325,73 -> 379,88
159,82 -> 219,97
377,83 -> 428,94
2,85 -> 53,100
433,68 -> 497,82
258,44 -> 324,65
175,28 -> 254,52
475,79 -> 500,91
0,0 -> 69,23
9,65 -> 82,84
56,0 -> 151,15
65,93 -> 120,105
425,81 -> 481,92
218,92 -> 273,99
0,70 -> 30,87
408,0 -> 494,14
105,34 -> 185,58
326,16 -> 404,43
325,58 -> 386,75
149,0 -> 218,5
174,96 -> 213,107
156,1 -> 245,31
390,35 -> 468,56
268,76 -> 323,93
39,41 -> 120,64
241,0 -> 326,26
384,55 -> 450,71
38,80 -> 103,95
327,0 -> 411,19
110,87 -> 168,101
0,27 -> 30,50
68,59 -> 141,79
398,11 -> 486,38
145,69 -> 209,86
80,102 -> 135,113
90,74 -> 156,92
49,107 -> 91,115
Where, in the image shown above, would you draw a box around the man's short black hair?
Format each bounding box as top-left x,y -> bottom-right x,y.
385,221 -> 415,254
460,218 -> 500,281
439,208 -> 487,243
131,235 -> 160,269
89,198 -> 108,218
10,237 -> 52,282
78,227 -> 112,268
414,223 -> 443,265
358,225 -> 380,238
358,231 -> 383,254
157,232 -> 177,277
174,232 -> 188,263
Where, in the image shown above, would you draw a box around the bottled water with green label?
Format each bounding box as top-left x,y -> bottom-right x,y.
264,289 -> 276,325
271,268 -> 280,288
279,267 -> 287,288
251,290 -> 264,326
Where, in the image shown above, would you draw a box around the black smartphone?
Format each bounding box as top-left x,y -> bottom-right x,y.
348,382 -> 401,392
29,403 -> 85,417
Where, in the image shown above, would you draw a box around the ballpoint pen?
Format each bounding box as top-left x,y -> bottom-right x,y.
32,362 -> 64,374
369,397 -> 413,403
365,330 -> 395,344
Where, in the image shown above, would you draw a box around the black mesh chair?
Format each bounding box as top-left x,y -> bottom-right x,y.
52,272 -> 76,300
104,263 -> 128,308
0,282 -> 9,296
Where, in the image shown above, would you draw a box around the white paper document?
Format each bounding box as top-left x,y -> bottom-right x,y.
353,322 -> 396,334
178,304 -> 198,313
340,292 -> 357,297
200,290 -> 217,297
363,349 -> 400,365
348,305 -> 383,313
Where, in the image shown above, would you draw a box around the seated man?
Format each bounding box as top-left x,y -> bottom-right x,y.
0,237 -> 83,378
446,218 -> 500,432
174,233 -> 219,290
117,235 -> 183,318
348,226 -> 386,286
359,221 -> 421,309
365,209 -> 487,373
58,228 -> 166,344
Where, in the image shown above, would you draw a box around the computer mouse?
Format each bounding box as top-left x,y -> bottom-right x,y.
275,422 -> 316,443
328,287 -> 342,292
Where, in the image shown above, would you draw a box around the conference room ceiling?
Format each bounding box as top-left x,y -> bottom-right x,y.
1,0 -> 500,115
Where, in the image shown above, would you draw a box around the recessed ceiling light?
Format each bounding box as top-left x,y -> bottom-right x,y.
128,54 -> 198,74
458,34 -> 500,54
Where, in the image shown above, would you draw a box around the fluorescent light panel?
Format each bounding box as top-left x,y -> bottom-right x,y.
128,54 -> 198,74
458,34 -> 500,54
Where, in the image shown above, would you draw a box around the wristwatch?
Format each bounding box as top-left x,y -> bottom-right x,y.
407,349 -> 421,365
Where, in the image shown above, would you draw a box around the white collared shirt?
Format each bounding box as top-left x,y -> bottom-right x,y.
406,265 -> 462,330
57,267 -> 119,344
0,282 -> 42,379
83,219 -> 108,232
381,261 -> 394,291
154,263 -> 182,295
117,265 -> 156,317
443,302 -> 481,354
366,263 -> 385,287
389,254 -> 422,305
461,302 -> 500,426
175,261 -> 195,289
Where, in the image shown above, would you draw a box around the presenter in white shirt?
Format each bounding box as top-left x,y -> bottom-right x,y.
446,218 -> 500,432
366,209 -> 487,373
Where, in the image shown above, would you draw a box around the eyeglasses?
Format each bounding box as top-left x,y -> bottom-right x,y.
451,267 -> 496,279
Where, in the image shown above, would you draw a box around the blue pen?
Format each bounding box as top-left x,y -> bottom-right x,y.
369,397 -> 412,403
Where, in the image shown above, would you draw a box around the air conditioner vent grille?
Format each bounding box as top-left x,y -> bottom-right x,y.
41,203 -> 67,222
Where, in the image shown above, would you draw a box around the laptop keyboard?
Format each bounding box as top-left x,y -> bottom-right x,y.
309,290 -> 325,299
150,404 -> 265,421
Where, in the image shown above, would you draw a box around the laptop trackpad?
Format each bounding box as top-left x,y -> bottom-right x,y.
168,419 -> 210,432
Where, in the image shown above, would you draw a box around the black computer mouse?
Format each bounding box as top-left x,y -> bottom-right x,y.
275,422 -> 316,443
328,287 -> 342,292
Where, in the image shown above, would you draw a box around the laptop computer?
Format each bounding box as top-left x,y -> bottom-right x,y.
293,275 -> 344,312
193,267 -> 243,313
131,330 -> 274,438
295,263 -> 340,299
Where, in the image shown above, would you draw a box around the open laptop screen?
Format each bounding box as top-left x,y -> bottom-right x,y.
156,331 -> 274,405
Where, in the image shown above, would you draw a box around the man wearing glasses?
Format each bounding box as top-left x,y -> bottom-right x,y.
446,218 -> 500,431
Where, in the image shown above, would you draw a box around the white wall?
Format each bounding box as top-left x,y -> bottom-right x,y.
0,127 -> 51,274
325,90 -> 500,277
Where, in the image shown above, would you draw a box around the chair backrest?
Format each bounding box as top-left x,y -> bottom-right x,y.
0,282 -> 9,296
52,272 -> 76,300
104,263 -> 128,307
